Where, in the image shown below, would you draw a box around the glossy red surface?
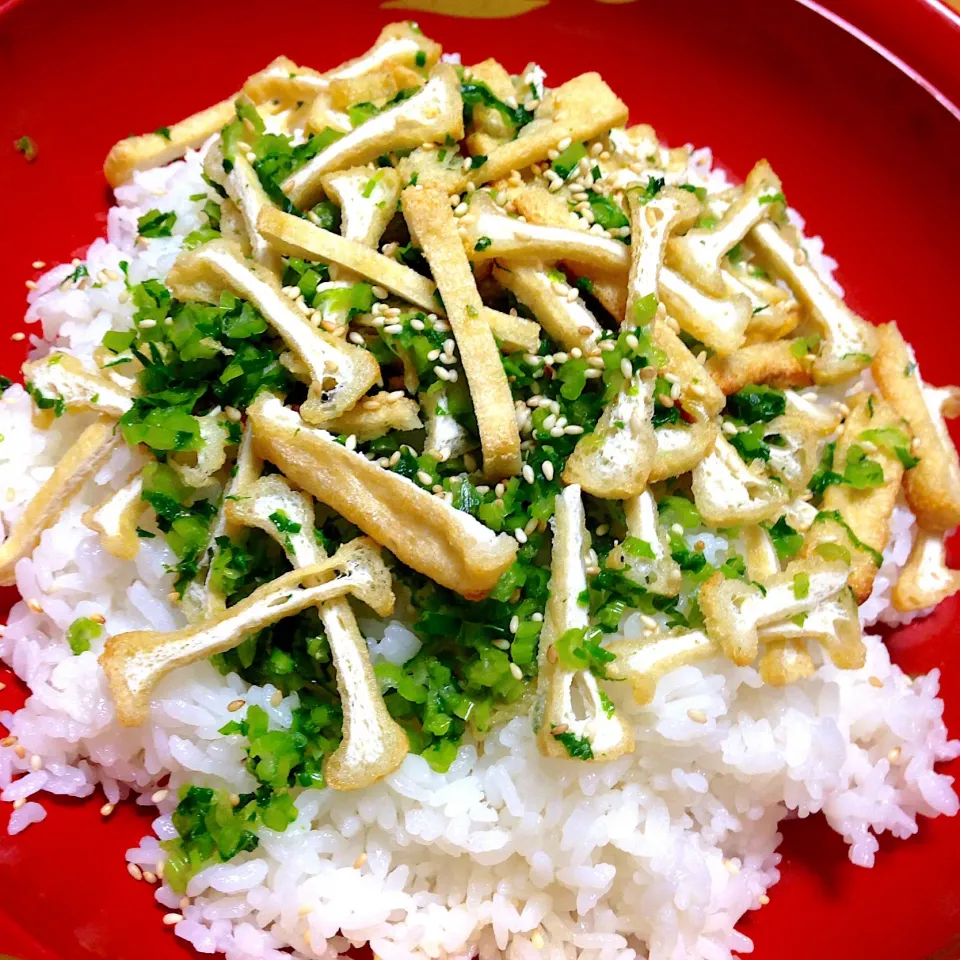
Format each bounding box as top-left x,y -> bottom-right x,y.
1,1 -> 959,958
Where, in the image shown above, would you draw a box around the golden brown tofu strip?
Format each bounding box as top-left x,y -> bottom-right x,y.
104,98 -> 237,188
402,186 -> 521,480
249,397 -> 518,600
706,339 -> 814,395
0,418 -> 120,586
799,392 -> 905,602
872,322 -> 960,533
457,73 -> 628,190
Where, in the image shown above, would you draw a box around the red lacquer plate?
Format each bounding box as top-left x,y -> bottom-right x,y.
1,0 -> 959,958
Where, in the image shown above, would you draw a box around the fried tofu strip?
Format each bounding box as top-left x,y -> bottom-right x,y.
625,186 -> 699,315
606,490 -> 682,596
457,73 -> 628,190
706,340 -> 814,395
181,425 -> 260,624
872,322 -> 960,532
258,206 -> 439,312
249,396 -> 517,598
757,639 -> 816,687
892,530 -> 960,613
744,523 -> 780,581
757,588 -> 864,670
104,98 -> 237,188
324,394 -> 422,441
23,353 -> 134,418
799,392 -> 904,602
483,307 -> 541,355
606,630 -> 718,705
462,193 -> 629,275
563,189 -> 701,498
750,221 -> 877,385
666,160 -> 783,297
283,65 -> 463,210
101,539 -> 394,726
82,470 -> 146,561
204,142 -> 279,271
724,267 -> 800,343
422,386 -> 474,461
171,411 -> 229,488
0,418 -> 120,586
242,56 -> 328,106
647,322 -> 724,482
166,240 -> 378,425
402,186 -> 521,479
492,262 -> 602,351
319,167 -> 403,249
700,558 -> 849,666
658,266 -> 750,357
692,433 -> 788,526
226,473 -> 409,788
534,485 -> 633,761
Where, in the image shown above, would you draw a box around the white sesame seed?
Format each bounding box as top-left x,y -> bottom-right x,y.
595,524 -> 609,537
509,615 -> 520,634
100,802 -> 115,817
434,365 -> 449,381
531,930 -> 545,950
522,464 -> 535,484
550,426 -> 565,437
620,358 -> 633,379
548,179 -> 563,193
514,528 -> 528,544
417,470 -> 433,486
509,662 -> 523,680
384,323 -> 403,335
29,754 -> 42,771
271,689 -> 283,707
353,851 -> 368,869
722,421 -> 738,436
345,434 -> 357,452
26,598 -> 42,613
541,460 -> 555,481
12,798 -> 25,810
348,331 -> 365,345
453,202 -> 469,216
687,708 -> 708,724
371,285 -> 388,299
11,332 -> 26,341
127,862 -> 143,880
151,789 -> 169,804
142,871 -> 157,884
139,319 -> 156,329
447,370 -> 458,382
758,894 -> 770,906
162,913 -> 184,926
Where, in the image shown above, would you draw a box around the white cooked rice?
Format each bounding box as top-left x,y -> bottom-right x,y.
0,140 -> 956,960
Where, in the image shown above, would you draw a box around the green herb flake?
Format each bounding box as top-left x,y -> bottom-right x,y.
792,571 -> 810,600
155,126 -> 172,140
474,236 -> 492,252
66,616 -> 102,655
14,135 -> 38,162
137,209 -> 177,238
553,729 -> 594,760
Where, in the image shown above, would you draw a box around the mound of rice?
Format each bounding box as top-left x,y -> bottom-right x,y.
0,142 -> 957,960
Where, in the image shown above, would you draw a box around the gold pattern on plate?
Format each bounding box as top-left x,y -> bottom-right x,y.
380,0 -> 549,16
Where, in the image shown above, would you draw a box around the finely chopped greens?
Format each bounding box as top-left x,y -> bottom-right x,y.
5,21 -> 960,960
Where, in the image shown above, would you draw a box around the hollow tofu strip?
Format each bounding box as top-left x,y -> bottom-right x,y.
319,166 -> 403,248
564,188 -> 698,498
181,425 -> 261,624
799,392 -> 905,602
204,142 -> 279,271
658,266 -> 750,357
666,160 -> 783,298
403,186 -> 521,480
23,352 -> 134,418
249,396 -> 517,599
872,322 -> 960,532
226,474 -> 409,789
606,490 -> 682,596
166,240 -> 378,425
751,220 -> 877,385
706,339 -> 814,395
483,308 -> 541,355
259,206 -> 440,312
692,433 -> 788,526
104,97 -> 237,187
606,630 -> 718,705
724,266 -> 800,343
492,262 -> 603,352
457,72 -> 628,190
892,530 -> 960,613
101,539 -> 394,727
282,65 -> 463,210
0,418 -> 120,586
700,557 -> 850,666
82,471 -> 146,561
324,394 -> 423,442
534,485 -> 633,761
462,193 -> 629,276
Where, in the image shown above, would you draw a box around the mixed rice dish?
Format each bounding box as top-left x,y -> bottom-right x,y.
2,22 -> 959,960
